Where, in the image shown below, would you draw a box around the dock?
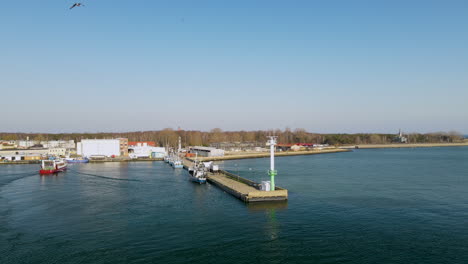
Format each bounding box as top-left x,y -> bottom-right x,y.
183,158 -> 288,203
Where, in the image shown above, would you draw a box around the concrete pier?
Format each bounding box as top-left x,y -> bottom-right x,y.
208,170 -> 288,202
183,158 -> 288,203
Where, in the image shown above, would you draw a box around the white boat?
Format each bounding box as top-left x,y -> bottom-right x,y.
172,159 -> 183,169
189,160 -> 207,184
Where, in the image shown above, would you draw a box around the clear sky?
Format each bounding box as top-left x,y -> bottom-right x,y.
1,0 -> 467,134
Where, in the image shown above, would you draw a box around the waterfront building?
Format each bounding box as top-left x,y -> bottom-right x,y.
77,138 -> 129,158
0,149 -> 49,161
128,146 -> 166,158
1,155 -> 23,161
0,149 -> 49,156
129,141 -> 156,147
189,146 -> 225,157
119,138 -> 129,156
209,142 -> 264,151
276,143 -> 293,151
24,155 -> 42,161
16,140 -> 76,149
0,142 -> 17,150
41,140 -> 76,149
48,148 -> 67,157
290,144 -> 304,151
17,140 -> 36,148
277,143 -> 320,151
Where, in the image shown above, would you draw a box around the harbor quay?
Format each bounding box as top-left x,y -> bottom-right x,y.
183,158 -> 288,203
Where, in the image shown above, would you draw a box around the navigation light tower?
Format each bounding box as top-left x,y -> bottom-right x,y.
267,136 -> 278,191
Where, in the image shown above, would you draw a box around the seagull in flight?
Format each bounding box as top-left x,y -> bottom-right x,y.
70,3 -> 84,9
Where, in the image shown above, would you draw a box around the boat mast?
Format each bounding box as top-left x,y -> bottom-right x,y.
178,136 -> 181,153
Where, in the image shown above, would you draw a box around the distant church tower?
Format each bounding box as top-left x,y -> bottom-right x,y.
398,129 -> 408,143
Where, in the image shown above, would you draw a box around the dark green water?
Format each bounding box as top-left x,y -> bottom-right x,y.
1,147 -> 468,264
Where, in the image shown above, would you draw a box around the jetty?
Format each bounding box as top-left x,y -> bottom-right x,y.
182,158 -> 288,203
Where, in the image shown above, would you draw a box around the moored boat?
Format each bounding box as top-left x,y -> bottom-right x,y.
172,160 -> 183,168
39,159 -> 67,174
65,157 -> 89,163
189,169 -> 207,184
189,160 -> 207,184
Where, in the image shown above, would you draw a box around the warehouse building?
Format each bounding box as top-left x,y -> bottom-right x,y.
129,141 -> 156,147
16,140 -> 76,149
48,148 -> 67,157
129,146 -> 166,159
42,140 -> 76,149
189,146 -> 225,157
77,138 -> 128,158
0,149 -> 49,161
0,142 -> 16,150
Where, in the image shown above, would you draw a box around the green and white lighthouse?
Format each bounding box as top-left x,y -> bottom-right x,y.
267,136 -> 278,191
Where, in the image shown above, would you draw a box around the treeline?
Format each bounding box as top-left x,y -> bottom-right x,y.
0,128 -> 464,147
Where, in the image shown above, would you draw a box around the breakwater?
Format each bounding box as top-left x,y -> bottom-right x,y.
183,158 -> 288,203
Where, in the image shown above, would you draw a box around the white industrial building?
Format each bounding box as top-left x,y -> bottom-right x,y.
16,140 -> 76,149
77,139 -> 126,158
17,140 -> 36,148
42,140 -> 75,149
129,146 -> 166,159
48,148 -> 67,157
189,146 -> 225,157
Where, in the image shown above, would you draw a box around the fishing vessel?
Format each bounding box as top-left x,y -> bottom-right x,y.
172,159 -> 183,169
39,159 -> 67,174
189,160 -> 207,184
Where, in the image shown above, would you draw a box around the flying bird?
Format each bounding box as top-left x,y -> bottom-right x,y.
70,3 -> 84,9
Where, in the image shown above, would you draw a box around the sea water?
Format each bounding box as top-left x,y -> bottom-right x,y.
1,147 -> 467,263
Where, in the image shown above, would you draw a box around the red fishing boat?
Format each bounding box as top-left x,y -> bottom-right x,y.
39,159 -> 67,174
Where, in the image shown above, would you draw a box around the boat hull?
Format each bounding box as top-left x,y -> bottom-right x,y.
189,176 -> 206,184
39,168 -> 67,175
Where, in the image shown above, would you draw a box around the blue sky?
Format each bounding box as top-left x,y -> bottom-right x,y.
1,0 -> 467,133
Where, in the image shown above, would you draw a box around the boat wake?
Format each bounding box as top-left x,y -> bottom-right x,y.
68,169 -> 142,182
0,171 -> 38,188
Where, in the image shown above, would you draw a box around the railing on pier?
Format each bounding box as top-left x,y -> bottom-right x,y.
219,169 -> 260,189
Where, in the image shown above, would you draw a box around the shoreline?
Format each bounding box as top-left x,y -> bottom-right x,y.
342,142 -> 468,149
197,148 -> 351,162
1,143 -> 467,165
0,158 -> 164,165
